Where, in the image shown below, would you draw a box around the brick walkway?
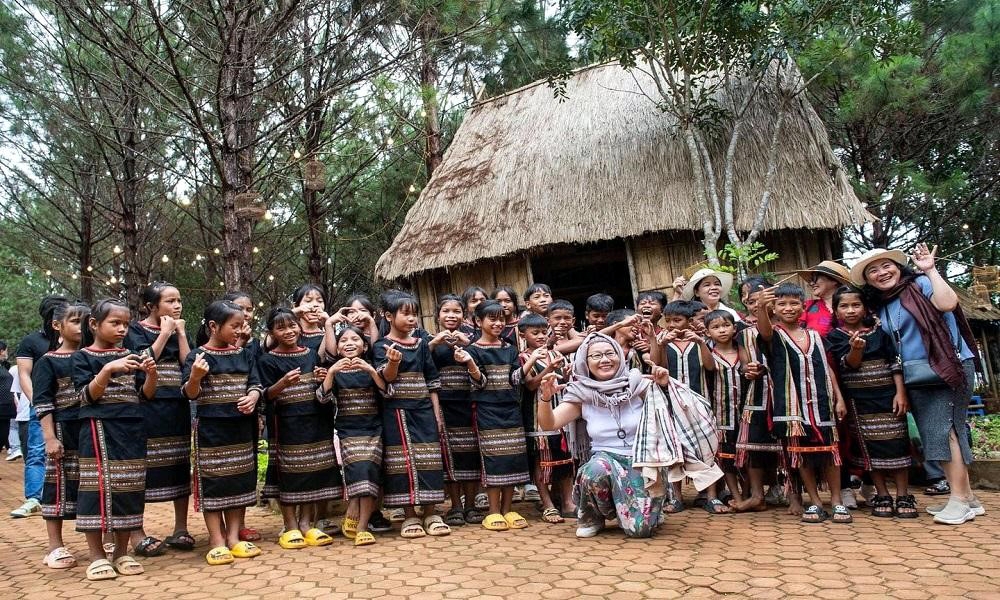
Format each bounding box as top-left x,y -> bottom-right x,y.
1,459 -> 997,599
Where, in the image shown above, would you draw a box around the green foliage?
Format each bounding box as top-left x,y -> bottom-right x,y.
0,246 -> 51,346
717,241 -> 779,280
970,416 -> 1000,459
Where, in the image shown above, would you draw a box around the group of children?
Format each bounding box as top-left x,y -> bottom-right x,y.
24,270 -> 921,581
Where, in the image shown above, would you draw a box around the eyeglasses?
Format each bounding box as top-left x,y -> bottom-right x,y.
587,351 -> 618,362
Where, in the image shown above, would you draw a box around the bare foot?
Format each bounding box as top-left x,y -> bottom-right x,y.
786,498 -> 804,516
730,496 -> 766,512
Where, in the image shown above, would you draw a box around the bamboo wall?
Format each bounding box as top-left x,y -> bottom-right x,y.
411,230 -> 840,330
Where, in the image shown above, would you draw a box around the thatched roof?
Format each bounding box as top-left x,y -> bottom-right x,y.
954,285 -> 1000,323
376,61 -> 873,281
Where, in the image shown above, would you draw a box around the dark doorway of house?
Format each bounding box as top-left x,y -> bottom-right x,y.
530,240 -> 634,327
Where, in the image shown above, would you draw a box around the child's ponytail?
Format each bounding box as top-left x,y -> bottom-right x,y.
196,300 -> 243,347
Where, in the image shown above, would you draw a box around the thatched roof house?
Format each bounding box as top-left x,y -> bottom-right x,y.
376,61 -> 873,324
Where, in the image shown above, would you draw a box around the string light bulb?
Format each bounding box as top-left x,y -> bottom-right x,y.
268,274 -> 274,281
387,137 -> 394,147
86,265 -> 93,272
258,301 -> 264,307
110,276 -> 118,284
71,273 -> 78,280
252,246 -> 259,254
113,245 -> 122,254
409,184 -> 416,193
213,248 -> 221,255
264,210 -> 273,221
195,254 -> 202,261
179,196 -> 191,207
293,149 -> 302,159
962,223 -> 970,230
161,254 -> 170,263
219,281 -> 225,287
45,270 -> 51,276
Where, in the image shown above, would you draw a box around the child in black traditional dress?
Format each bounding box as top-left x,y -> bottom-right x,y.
73,299 -> 158,580
373,293 -> 450,538
704,310 -> 743,514
756,284 -> 850,524
490,286 -> 521,347
826,287 -> 914,518
33,302 -> 89,570
323,326 -> 385,546
124,282 -> 193,555
256,307 -> 341,549
183,301 -> 266,564
517,313 -> 573,523
456,301 -> 532,531
658,300 -> 716,513
430,295 -> 482,526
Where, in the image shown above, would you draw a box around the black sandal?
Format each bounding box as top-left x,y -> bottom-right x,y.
832,504 -> 853,524
895,494 -> 919,519
443,508 -> 466,526
801,505 -> 827,523
163,530 -> 195,551
133,536 -> 166,557
462,507 -> 484,524
871,495 -> 895,518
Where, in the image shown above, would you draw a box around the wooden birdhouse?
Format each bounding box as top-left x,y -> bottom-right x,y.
303,158 -> 326,191
234,191 -> 266,220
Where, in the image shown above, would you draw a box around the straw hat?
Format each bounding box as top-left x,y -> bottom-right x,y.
849,248 -> 908,286
682,268 -> 734,301
795,260 -> 852,286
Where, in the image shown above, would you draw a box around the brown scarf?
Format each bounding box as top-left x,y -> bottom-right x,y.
882,275 -> 980,389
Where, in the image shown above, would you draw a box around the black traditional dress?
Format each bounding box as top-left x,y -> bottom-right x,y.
826,327 -> 911,471
256,347 -> 342,504
765,326 -> 841,468
431,340 -> 480,482
125,321 -> 192,502
330,368 -> 383,498
32,351 -> 81,520
466,341 -> 530,488
519,352 -> 573,484
183,345 -> 265,512
709,347 -> 743,471
373,336 -> 445,507
735,327 -> 783,468
664,341 -> 710,397
72,347 -> 149,532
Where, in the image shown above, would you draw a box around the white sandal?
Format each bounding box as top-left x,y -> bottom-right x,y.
43,547 -> 76,569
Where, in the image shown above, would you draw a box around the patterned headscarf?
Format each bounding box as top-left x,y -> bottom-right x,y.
562,333 -> 650,408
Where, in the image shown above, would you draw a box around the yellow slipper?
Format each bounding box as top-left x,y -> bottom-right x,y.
342,516 -> 358,540
354,531 -> 376,547
481,513 -> 509,531
303,528 -> 333,547
229,541 -> 262,558
205,546 -> 234,566
504,511 -> 529,529
278,529 -> 306,550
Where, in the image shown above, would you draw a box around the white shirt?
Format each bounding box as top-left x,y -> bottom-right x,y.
10,366 -> 28,421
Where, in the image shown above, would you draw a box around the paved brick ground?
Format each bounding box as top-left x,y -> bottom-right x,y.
1,458 -> 997,599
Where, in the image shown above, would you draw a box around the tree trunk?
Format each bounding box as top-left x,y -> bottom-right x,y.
218,3 -> 257,292
301,15 -> 326,285
120,82 -> 143,313
419,13 -> 442,177
79,165 -> 96,303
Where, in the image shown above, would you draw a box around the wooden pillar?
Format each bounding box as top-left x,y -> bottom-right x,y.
625,239 -> 639,303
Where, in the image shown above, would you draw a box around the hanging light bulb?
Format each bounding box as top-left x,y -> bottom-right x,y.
161,254 -> 170,263
86,265 -> 93,272
258,301 -> 264,307
387,137 -> 394,147
213,248 -> 221,255
113,245 -> 122,254
293,149 -> 302,159
110,276 -> 118,284
45,270 -> 51,276
408,184 -> 416,193
195,254 -> 203,261
252,246 -> 259,254
219,281 -> 225,287
268,274 -> 274,281
264,210 -> 273,221
179,196 -> 192,207
71,273 -> 78,280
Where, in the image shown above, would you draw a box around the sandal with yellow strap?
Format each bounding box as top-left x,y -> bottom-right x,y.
481,513 -> 509,531
278,529 -> 306,550
303,528 -> 333,547
354,531 -> 376,547
504,511 -> 529,529
341,516 -> 358,540
230,541 -> 262,558
205,546 -> 234,565
112,555 -> 144,576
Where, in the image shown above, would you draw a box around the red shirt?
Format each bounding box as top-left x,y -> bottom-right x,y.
801,299 -> 834,337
